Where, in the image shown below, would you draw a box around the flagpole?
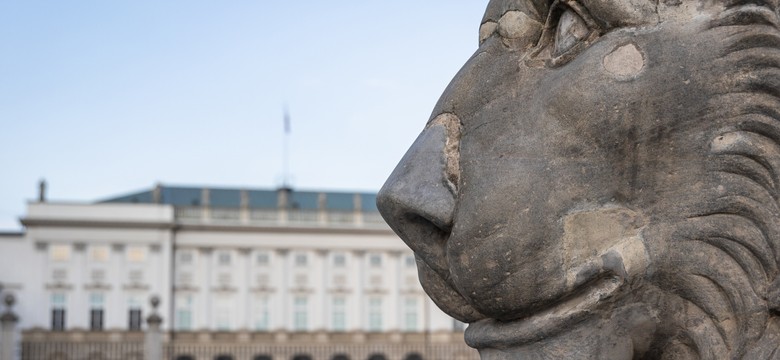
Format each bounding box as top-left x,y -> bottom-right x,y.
283,107 -> 291,189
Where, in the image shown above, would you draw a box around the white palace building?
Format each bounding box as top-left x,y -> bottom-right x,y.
0,184 -> 478,360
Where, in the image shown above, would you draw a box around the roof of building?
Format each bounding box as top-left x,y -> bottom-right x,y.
99,185 -> 380,212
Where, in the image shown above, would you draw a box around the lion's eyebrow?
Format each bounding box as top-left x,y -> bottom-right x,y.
482,0 -> 550,25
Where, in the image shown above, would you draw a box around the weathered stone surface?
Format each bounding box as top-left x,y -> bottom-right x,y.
377,1 -> 780,358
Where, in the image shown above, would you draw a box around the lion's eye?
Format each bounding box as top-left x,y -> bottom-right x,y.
553,9 -> 591,57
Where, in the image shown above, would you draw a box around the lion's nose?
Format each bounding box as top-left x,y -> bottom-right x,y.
377,114 -> 460,275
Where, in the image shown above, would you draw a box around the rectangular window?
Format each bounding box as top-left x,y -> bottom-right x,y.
369,253 -> 382,267
453,319 -> 466,332
332,297 -> 346,331
127,246 -> 146,263
51,293 -> 66,331
128,309 -> 142,330
214,296 -> 232,331
404,298 -> 418,331
294,253 -> 308,267
254,296 -> 270,331
217,251 -> 232,266
50,245 -> 70,262
368,298 -> 382,332
175,296 -> 193,331
293,296 -> 308,331
89,245 -> 110,262
90,293 -> 104,331
256,252 -> 270,266
128,296 -> 142,331
405,254 -> 417,268
332,253 -> 346,267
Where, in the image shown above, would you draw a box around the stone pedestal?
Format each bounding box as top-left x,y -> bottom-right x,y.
145,296 -> 163,360
0,294 -> 18,360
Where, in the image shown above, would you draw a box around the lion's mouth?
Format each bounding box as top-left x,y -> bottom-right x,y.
464,274 -> 624,350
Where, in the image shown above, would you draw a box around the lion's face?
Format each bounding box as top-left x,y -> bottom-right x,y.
379,0 -> 780,358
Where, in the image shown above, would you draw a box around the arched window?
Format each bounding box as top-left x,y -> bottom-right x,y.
332,354 -> 350,360
367,354 -> 387,360
215,355 -> 234,360
254,356 -> 273,360
175,356 -> 195,360
404,354 -> 424,360
292,355 -> 312,360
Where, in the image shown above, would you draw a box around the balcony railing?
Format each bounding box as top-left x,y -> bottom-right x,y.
174,206 -> 389,229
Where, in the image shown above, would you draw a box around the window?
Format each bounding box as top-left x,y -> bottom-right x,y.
404,298 -> 418,331
368,354 -> 388,360
294,253 -> 308,267
254,296 -> 270,331
293,296 -> 308,331
90,293 -> 104,331
214,297 -> 232,330
254,356 -> 273,360
332,297 -> 346,331
256,252 -> 270,266
215,355 -> 233,360
453,319 -> 466,332
369,253 -> 382,267
332,355 -> 350,360
332,253 -> 346,267
89,245 -> 109,262
175,296 -> 193,331
405,254 -> 416,268
404,354 -> 424,360
178,251 -> 193,265
292,355 -> 312,360
127,246 -> 146,263
50,245 -> 70,262
51,293 -> 66,331
128,296 -> 142,331
217,251 -> 232,266
368,298 -> 382,331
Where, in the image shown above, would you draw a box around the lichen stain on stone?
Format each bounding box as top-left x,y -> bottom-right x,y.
603,43 -> 645,80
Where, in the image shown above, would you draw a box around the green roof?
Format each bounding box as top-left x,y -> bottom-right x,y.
100,185 -> 379,212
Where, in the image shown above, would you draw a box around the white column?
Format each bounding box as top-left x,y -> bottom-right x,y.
351,250 -> 366,331
198,248 -> 212,330
72,243 -> 87,329
275,249 -> 290,331
238,248 -> 250,330
313,250 -> 328,331
388,251 -> 401,331
110,245 -> 124,331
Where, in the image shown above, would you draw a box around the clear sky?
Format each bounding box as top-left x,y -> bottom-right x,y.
0,1 -> 488,230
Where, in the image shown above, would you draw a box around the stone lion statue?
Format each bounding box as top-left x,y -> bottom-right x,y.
377,0 -> 780,358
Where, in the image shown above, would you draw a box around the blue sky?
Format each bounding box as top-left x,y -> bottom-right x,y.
0,1 -> 488,230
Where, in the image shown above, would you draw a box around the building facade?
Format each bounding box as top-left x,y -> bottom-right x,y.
0,185 -> 477,360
